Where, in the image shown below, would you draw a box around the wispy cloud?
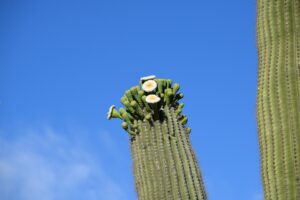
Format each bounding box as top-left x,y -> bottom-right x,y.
0,127 -> 131,200
251,192 -> 263,200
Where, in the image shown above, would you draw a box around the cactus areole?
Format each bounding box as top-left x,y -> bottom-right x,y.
107,76 -> 207,200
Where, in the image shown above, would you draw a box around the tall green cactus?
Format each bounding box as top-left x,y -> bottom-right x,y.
256,0 -> 300,199
107,76 -> 207,200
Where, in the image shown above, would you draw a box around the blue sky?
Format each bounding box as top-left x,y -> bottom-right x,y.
0,0 -> 261,200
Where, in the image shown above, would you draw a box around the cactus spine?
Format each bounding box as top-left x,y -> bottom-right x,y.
108,76 -> 207,200
256,0 -> 300,199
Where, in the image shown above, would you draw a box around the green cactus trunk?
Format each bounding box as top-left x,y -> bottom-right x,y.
108,76 -> 207,200
131,106 -> 206,200
256,0 -> 300,199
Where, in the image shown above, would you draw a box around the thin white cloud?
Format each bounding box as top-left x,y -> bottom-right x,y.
251,192 -> 263,200
0,127 -> 130,200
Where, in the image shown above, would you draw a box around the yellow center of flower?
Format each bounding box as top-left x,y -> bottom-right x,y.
146,82 -> 153,88
149,95 -> 156,100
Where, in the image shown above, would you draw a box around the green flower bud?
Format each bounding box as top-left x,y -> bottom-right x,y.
122,121 -> 128,129
130,100 -> 138,107
138,89 -> 144,96
164,88 -> 174,105
119,107 -> 126,115
176,108 -> 182,116
178,103 -> 184,109
175,93 -> 184,101
186,127 -> 191,134
145,113 -> 152,121
173,83 -> 180,94
180,116 -> 188,125
125,90 -> 134,101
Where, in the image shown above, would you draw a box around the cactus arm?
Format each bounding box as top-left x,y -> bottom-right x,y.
257,0 -> 300,199
108,76 -> 207,200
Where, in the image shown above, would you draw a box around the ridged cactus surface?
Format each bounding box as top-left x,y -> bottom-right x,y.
256,0 -> 300,199
107,76 -> 207,200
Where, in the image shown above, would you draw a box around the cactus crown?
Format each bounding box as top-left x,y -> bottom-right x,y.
107,75 -> 188,135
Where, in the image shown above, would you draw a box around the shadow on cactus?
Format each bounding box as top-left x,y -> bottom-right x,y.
107,75 -> 207,200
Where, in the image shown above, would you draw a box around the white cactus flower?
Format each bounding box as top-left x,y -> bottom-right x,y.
145,94 -> 161,104
107,105 -> 115,120
140,75 -> 156,82
142,80 -> 157,92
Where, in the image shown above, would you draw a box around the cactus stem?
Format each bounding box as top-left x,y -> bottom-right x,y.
107,76 -> 207,200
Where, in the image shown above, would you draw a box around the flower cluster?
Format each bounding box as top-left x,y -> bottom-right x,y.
107,75 -> 187,135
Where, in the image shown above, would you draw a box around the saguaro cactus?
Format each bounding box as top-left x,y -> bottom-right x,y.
256,0 -> 300,199
107,75 -> 207,200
